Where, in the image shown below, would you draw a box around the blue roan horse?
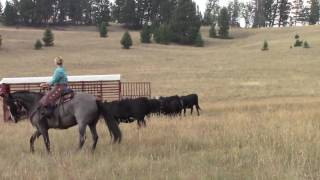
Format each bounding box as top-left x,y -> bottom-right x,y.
0,91 -> 122,153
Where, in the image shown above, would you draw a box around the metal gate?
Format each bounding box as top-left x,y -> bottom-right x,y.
121,82 -> 151,99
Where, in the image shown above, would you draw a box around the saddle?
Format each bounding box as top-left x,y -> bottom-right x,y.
57,88 -> 75,105
39,88 -> 74,118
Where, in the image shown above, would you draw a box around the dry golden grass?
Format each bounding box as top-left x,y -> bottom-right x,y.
1,24 -> 320,179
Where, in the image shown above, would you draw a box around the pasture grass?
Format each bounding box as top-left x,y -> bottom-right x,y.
0,24 -> 320,179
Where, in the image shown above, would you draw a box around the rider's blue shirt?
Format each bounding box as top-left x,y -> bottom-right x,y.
49,66 -> 68,86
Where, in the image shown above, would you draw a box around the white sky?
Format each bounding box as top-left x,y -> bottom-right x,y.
0,0 -> 250,12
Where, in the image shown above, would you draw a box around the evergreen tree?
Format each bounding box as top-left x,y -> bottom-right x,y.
231,0 -> 241,26
253,0 -> 266,27
42,28 -> 54,47
218,7 -> 230,38
240,2 -> 255,28
300,6 -> 311,25
278,0 -> 291,27
309,0 -> 319,25
194,33 -> 204,47
227,2 -> 234,23
170,0 -> 201,45
19,0 -> 35,25
196,5 -> 203,23
121,0 -> 138,29
264,0 -> 277,27
154,24 -> 172,45
303,41 -> 310,48
292,0 -> 304,25
203,0 -> 220,25
34,0 -> 54,24
34,39 -> 43,50
100,22 -> 108,37
140,24 -> 152,43
113,0 -> 125,23
92,0 -> 111,25
294,34 -> 303,47
121,31 -> 133,49
209,24 -> 217,38
262,40 -> 269,51
3,1 -> 18,25
0,1 -> 3,15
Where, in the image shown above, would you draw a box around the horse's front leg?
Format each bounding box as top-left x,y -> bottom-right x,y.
30,130 -> 41,153
41,130 -> 51,153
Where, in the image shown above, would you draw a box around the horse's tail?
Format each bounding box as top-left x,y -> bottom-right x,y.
96,100 -> 122,143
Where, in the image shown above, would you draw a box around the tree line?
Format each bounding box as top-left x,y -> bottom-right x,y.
0,0 -> 111,26
0,0 -> 319,28
203,0 -> 320,28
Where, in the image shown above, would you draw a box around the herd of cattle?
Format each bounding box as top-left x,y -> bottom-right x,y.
101,94 -> 201,127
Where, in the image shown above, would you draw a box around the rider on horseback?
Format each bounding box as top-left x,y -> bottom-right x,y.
39,56 -> 68,117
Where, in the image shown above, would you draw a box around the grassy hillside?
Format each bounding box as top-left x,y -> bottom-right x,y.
0,25 -> 320,179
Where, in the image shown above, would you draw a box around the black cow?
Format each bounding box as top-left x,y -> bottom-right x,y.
180,94 -> 201,116
102,97 -> 150,127
147,98 -> 161,116
159,96 -> 183,116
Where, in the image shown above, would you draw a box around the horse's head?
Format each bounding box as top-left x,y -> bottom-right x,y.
1,93 -> 26,123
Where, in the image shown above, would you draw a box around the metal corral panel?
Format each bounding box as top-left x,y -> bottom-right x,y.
0,75 -> 151,122
0,74 -> 121,84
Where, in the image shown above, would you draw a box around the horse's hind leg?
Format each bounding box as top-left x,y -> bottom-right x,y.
78,124 -> 87,150
40,129 -> 50,153
30,130 -> 41,153
38,121 -> 50,153
89,124 -> 99,152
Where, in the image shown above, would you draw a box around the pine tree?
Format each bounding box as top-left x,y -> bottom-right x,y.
253,0 -> 266,27
278,0 -> 291,27
203,0 -> 220,25
231,0 -> 241,26
227,2 -> 234,23
113,0 -> 125,23
42,28 -> 54,47
195,33 -> 204,47
154,24 -> 172,45
309,0 -> 319,25
121,31 -> 133,49
240,2 -> 255,28
303,41 -> 310,48
218,7 -> 230,38
292,0 -> 304,26
92,0 -> 111,25
20,0 -> 36,25
34,39 -> 43,50
0,1 -> 3,15
209,24 -> 217,38
140,24 -> 151,43
264,0 -> 277,27
121,0 -> 138,29
294,34 -> 303,47
170,0 -> 201,45
262,40 -> 269,51
3,1 -> 18,25
100,22 -> 108,37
